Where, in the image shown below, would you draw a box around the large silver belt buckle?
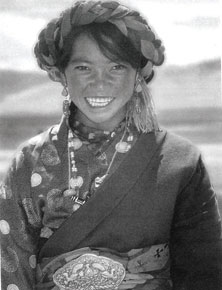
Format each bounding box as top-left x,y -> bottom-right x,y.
53,253 -> 126,290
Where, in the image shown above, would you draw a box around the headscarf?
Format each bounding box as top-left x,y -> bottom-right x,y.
34,0 -> 165,83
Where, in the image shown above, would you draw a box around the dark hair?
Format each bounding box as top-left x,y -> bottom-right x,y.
55,22 -> 148,72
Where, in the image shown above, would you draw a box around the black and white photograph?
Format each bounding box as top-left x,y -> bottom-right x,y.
0,0 -> 221,289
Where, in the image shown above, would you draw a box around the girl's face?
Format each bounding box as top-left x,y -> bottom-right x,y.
64,33 -> 137,131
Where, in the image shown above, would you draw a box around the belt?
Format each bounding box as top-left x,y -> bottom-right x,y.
35,244 -> 171,290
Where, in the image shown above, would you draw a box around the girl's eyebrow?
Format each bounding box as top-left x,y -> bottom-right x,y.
69,57 -> 118,65
69,58 -> 93,64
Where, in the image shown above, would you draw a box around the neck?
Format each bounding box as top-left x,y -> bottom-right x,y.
74,109 -> 127,132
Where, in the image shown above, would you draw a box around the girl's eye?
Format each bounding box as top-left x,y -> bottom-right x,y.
75,66 -> 90,71
112,64 -> 126,71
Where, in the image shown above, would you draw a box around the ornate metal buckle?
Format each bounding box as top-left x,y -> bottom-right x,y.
53,253 -> 126,290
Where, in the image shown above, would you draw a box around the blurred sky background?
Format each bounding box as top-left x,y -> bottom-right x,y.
0,0 -> 221,209
0,0 -> 220,70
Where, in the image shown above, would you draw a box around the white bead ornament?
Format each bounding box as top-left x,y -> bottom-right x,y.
0,184 -> 7,199
88,133 -> 95,139
115,141 -> 131,153
31,173 -> 42,187
7,284 -> 19,290
127,135 -> 134,142
29,255 -> 37,269
73,203 -> 81,211
72,138 -> 82,150
0,220 -> 10,235
70,176 -> 83,188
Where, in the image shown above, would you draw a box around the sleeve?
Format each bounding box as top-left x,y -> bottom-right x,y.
0,149 -> 41,290
170,156 -> 222,290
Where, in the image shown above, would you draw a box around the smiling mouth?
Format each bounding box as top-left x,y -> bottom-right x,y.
86,97 -> 114,108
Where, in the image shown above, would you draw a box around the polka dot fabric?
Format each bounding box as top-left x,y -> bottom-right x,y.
7,284 -> 19,290
0,119 -> 138,288
0,134 -> 43,289
0,219 -> 10,235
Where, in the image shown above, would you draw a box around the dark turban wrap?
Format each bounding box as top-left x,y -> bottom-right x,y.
34,0 -> 164,83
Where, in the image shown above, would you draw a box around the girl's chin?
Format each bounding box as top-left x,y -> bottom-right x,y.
75,105 -> 127,130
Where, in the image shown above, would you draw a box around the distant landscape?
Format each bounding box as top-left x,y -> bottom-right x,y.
0,58 -> 221,213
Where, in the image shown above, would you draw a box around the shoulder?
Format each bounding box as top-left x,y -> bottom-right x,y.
9,125 -> 58,171
143,130 -> 202,184
22,123 -> 60,151
151,129 -> 200,156
164,130 -> 201,173
162,131 -> 202,187
1,124 -> 60,199
139,129 -> 201,172
142,129 -> 200,157
163,130 -> 200,157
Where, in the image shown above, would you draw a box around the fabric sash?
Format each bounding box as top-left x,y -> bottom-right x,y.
36,244 -> 171,290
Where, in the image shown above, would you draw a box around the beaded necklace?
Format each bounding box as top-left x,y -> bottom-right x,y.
63,121 -> 134,210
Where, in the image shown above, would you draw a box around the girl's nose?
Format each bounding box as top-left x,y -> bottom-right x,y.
93,69 -> 107,90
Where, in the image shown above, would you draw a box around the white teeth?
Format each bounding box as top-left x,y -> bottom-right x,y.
86,97 -> 113,107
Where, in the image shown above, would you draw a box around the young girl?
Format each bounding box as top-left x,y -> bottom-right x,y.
1,1 -> 221,289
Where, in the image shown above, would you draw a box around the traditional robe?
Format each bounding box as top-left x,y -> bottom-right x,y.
0,117 -> 221,290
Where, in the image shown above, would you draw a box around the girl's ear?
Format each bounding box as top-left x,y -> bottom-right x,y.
47,67 -> 67,85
